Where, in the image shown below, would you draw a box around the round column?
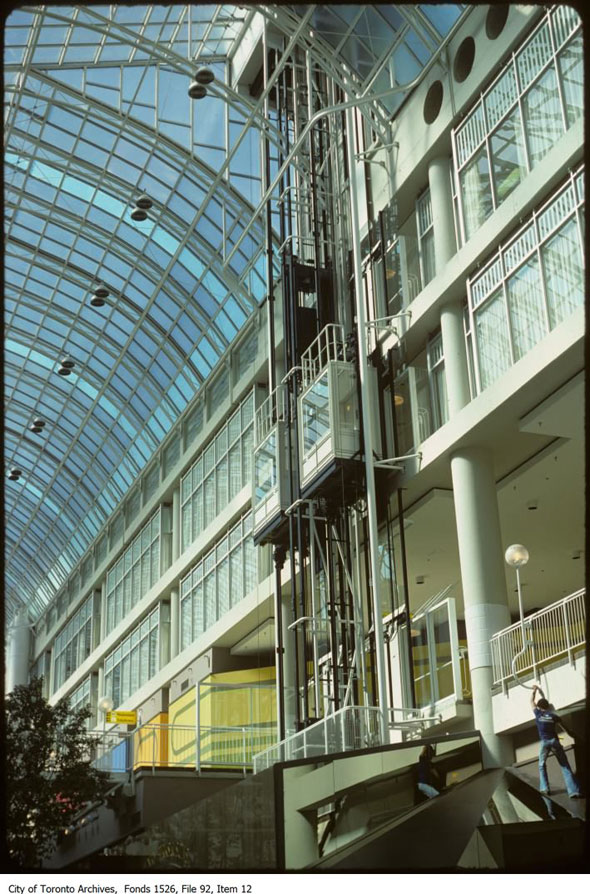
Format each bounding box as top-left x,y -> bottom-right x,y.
7,607 -> 31,692
450,446 -> 513,768
440,301 -> 471,415
427,155 -> 457,273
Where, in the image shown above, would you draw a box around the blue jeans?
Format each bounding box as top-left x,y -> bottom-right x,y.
538,738 -> 580,796
418,782 -> 439,799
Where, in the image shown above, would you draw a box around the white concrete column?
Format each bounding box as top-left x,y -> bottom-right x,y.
450,446 -> 513,768
6,607 -> 31,692
440,301 -> 471,414
170,587 -> 180,661
97,666 -> 105,714
5,636 -> 13,695
427,155 -> 456,273
172,486 -> 180,562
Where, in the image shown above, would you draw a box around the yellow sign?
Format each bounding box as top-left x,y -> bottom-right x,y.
106,710 -> 137,724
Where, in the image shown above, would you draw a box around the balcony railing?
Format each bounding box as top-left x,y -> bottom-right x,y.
490,589 -> 586,687
91,721 -> 275,775
300,323 -> 347,387
253,705 -> 383,774
251,704 -> 443,774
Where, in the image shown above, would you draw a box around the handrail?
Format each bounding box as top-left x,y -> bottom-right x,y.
490,589 -> 586,686
252,705 -> 383,773
92,721 -> 276,775
300,323 -> 347,387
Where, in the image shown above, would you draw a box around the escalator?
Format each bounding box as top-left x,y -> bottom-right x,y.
310,768 -> 504,869
311,758 -> 586,870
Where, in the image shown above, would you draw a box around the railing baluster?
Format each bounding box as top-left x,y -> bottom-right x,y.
489,590 -> 585,689
563,600 -> 573,664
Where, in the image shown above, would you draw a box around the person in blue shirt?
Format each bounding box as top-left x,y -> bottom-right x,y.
531,684 -> 581,799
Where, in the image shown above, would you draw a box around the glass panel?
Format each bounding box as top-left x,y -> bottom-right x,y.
432,605 -> 454,700
490,108 -> 527,204
523,65 -> 564,167
302,372 -> 330,452
558,36 -> 583,128
216,455 -> 228,509
541,219 -> 584,328
204,475 -> 215,527
255,431 -> 276,503
217,557 -> 229,618
484,67 -> 518,131
474,288 -> 512,389
229,443 -> 242,499
412,617 -> 431,708
420,229 -> 436,286
244,537 -> 256,595
230,547 -> 243,607
194,581 -> 204,637
204,574 -> 216,629
506,255 -> 546,361
181,595 -> 192,649
181,503 -> 191,551
460,147 -> 493,241
516,21 -> 553,91
241,426 -> 253,485
431,364 -> 449,428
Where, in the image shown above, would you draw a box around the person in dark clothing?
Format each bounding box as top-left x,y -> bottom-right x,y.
417,743 -> 440,798
531,684 -> 581,798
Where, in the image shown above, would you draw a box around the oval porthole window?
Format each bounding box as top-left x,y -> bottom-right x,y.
486,5 -> 509,40
453,36 -> 475,83
423,80 -> 443,125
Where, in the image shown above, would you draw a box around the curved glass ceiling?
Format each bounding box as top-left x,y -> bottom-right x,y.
4,4 -> 465,626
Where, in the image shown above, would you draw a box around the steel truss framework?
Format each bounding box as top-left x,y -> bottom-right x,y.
4,4 -> 465,627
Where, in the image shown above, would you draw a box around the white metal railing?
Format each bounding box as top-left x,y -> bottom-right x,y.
91,721 -> 276,775
253,705 -> 383,773
198,724 -> 276,774
90,729 -> 133,774
301,323 -> 346,387
254,383 -> 290,445
490,589 -> 586,686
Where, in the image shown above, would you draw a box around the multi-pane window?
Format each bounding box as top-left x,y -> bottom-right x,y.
180,392 -> 254,552
52,594 -> 93,692
69,675 -> 92,727
426,333 -> 449,428
467,167 -> 584,392
104,606 -> 159,708
180,513 -> 256,651
417,190 -> 436,287
105,510 -> 161,635
453,7 -> 582,242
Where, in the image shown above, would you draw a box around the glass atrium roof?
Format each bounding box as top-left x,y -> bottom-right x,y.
4,5 -> 465,627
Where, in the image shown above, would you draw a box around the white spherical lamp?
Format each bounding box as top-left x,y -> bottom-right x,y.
505,544 -> 529,567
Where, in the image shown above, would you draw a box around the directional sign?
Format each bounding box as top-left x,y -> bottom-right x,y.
106,710 -> 137,724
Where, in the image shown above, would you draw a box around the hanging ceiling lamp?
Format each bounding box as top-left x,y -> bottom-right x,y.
188,82 -> 207,99
188,67 -> 215,98
90,284 -> 109,307
135,194 -> 153,210
58,357 -> 75,376
130,193 -> 152,222
194,67 -> 214,85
